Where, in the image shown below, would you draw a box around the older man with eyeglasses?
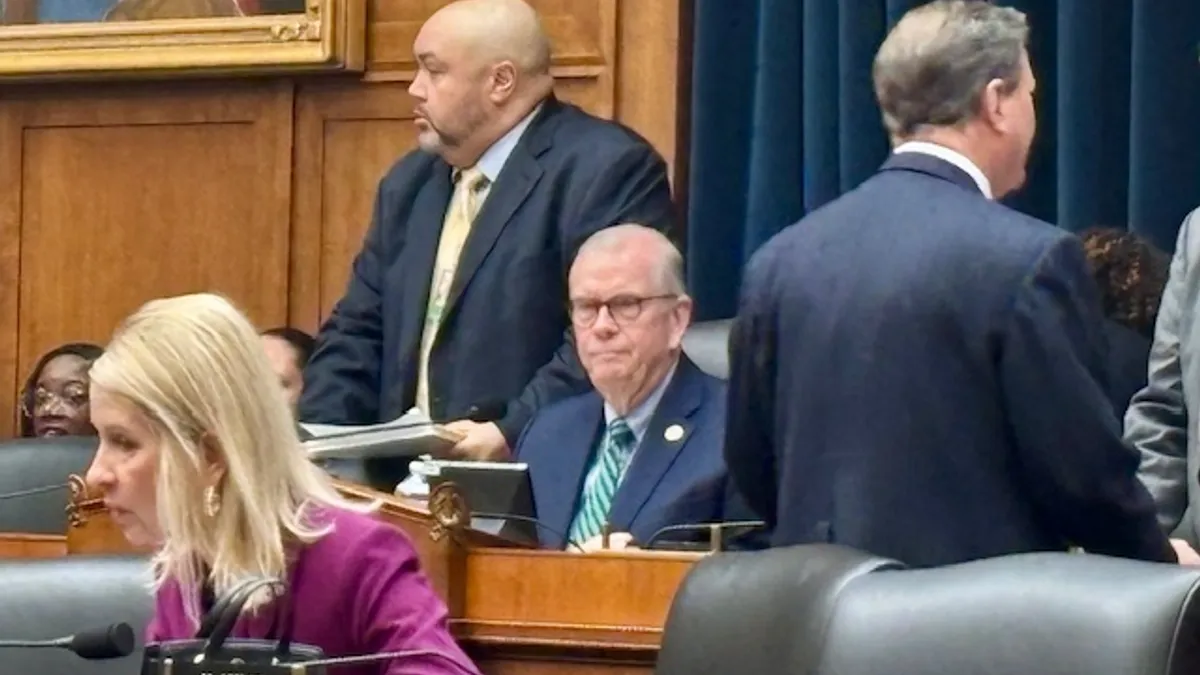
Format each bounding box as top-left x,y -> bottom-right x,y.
511,224 -> 756,552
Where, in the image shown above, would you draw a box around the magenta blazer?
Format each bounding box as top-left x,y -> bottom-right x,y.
146,508 -> 481,675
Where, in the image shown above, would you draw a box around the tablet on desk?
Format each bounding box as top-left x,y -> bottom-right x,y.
427,461 -> 538,546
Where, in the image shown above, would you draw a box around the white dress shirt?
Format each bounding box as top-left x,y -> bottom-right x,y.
893,141 -> 993,199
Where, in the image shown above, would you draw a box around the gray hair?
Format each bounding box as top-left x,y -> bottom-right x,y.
575,224 -> 686,296
873,0 -> 1028,138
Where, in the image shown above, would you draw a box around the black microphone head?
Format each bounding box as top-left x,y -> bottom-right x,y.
70,622 -> 135,660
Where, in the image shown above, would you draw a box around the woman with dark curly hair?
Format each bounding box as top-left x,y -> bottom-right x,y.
1078,227 -> 1169,414
18,342 -> 105,438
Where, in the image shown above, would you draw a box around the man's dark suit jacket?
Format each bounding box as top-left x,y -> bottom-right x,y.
299,97 -> 673,483
726,151 -> 1174,567
516,356 -> 756,549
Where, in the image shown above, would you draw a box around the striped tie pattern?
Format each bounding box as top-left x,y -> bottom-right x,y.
568,418 -> 637,542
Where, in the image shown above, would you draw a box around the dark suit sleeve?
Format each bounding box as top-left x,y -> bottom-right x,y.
720,477 -> 771,550
298,180 -> 391,425
723,256 -> 779,531
1000,236 -> 1174,562
494,142 -> 674,444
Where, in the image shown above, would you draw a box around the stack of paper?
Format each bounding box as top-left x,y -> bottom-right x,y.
301,408 -> 462,461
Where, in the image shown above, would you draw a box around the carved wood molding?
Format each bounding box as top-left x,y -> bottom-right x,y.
65,473 -> 101,528
0,0 -> 364,81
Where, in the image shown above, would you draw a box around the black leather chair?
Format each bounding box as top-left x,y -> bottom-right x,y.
821,552 -> 1200,675
656,544 -> 901,674
0,556 -> 152,674
0,436 -> 98,533
656,544 -> 1200,675
682,319 -> 733,380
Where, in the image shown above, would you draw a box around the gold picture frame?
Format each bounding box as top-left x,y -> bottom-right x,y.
0,0 -> 365,81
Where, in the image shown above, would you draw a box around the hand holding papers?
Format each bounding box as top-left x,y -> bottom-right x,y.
301,408 -> 465,462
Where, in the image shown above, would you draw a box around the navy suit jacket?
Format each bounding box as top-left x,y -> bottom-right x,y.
517,356 -> 753,549
299,97 -> 673,486
727,152 -> 1173,567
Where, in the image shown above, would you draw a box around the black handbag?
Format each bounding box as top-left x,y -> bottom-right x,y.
141,576 -> 327,675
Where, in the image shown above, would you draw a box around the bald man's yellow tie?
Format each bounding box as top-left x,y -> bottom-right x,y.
415,167 -> 491,416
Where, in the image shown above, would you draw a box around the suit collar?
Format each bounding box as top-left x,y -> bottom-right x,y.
607,355 -> 708,531
398,98 -> 564,386
604,358 -> 679,446
538,356 -> 711,545
541,397 -> 605,541
442,97 -> 564,315
395,166 -> 456,391
891,142 -> 992,198
474,102 -> 542,183
879,149 -> 985,197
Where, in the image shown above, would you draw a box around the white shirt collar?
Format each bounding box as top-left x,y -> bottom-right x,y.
893,141 -> 993,199
603,358 -> 679,448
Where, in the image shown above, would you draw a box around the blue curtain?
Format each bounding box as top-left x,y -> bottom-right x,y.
687,0 -> 1200,319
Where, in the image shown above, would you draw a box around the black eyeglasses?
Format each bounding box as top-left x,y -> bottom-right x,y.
569,294 -> 679,327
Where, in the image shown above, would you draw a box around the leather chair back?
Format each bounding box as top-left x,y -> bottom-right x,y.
655,544 -> 901,675
821,553 -> 1200,675
657,545 -> 1200,675
0,436 -> 98,533
0,556 -> 152,674
682,319 -> 733,380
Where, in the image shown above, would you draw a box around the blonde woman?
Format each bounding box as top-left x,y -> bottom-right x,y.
84,293 -> 480,674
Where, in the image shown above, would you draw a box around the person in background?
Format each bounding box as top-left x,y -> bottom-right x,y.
19,342 -> 104,438
516,225 -> 758,551
299,0 -> 673,489
726,0 -> 1181,567
260,326 -> 315,416
84,293 -> 480,675
1127,207 -> 1200,549
1078,227 -> 1169,414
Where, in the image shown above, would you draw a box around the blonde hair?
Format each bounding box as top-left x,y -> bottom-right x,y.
89,292 -> 371,624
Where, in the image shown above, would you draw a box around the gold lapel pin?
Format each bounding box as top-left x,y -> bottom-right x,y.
664,424 -> 685,442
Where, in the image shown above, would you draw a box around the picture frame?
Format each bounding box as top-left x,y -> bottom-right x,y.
0,0 -> 365,81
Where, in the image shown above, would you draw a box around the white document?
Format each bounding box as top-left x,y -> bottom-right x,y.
302,408 -> 461,461
300,407 -> 430,438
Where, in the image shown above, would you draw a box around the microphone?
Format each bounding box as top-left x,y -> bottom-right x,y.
471,511 -> 585,552
0,622 -> 135,660
639,520 -> 768,551
0,482 -> 67,501
302,647 -> 476,670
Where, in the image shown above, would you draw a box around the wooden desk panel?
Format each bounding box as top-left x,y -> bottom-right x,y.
0,532 -> 66,558
458,548 -> 697,673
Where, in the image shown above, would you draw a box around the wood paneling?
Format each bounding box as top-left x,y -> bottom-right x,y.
0,81 -> 294,430
290,82 -> 420,332
0,0 -> 687,436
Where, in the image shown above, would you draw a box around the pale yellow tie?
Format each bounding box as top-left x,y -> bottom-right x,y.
415,167 -> 490,415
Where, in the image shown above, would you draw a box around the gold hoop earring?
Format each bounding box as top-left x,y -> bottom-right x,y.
204,485 -> 221,518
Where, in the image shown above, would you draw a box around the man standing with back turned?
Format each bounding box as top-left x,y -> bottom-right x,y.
726,0 -> 1181,566
299,0 -> 672,487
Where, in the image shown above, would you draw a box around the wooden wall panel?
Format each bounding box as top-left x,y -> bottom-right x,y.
0,0 -> 685,437
290,83 -> 420,333
360,0 -> 680,167
0,82 -> 294,434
